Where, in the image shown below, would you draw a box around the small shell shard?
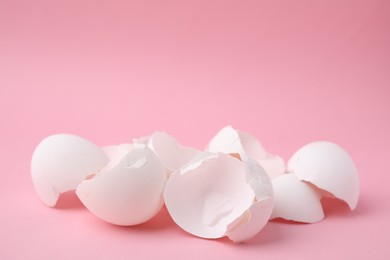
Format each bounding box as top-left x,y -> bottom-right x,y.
164,152 -> 274,241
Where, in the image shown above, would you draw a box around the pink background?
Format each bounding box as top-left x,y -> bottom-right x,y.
1,0 -> 389,259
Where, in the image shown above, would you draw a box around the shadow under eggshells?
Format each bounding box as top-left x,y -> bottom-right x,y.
321,196 -> 368,218
86,205 -> 181,233
217,221 -> 284,247
54,191 -> 85,210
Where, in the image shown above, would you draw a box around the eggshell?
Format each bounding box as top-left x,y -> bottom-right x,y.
163,152 -> 255,239
227,155 -> 274,242
256,155 -> 286,179
288,141 -> 359,209
207,125 -> 267,158
271,174 -> 324,223
135,131 -> 200,172
31,134 -> 108,207
227,199 -> 274,242
164,152 -> 274,241
207,125 -> 285,179
101,143 -> 135,171
240,154 -> 273,202
76,147 -> 167,226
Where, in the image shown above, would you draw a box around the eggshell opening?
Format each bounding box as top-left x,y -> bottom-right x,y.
288,141 -> 359,210
163,152 -> 255,239
206,125 -> 285,179
76,147 -> 167,226
31,134 -> 109,207
135,132 -> 200,172
271,174 -> 324,223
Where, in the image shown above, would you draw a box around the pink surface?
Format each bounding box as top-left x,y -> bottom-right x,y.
1,0 -> 389,259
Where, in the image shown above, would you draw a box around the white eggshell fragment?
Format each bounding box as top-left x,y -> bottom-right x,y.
227,155 -> 274,242
101,143 -> 135,171
227,199 -> 274,242
31,134 -> 109,207
164,152 -> 254,239
288,141 -> 359,209
76,147 -> 167,226
164,152 -> 273,241
271,174 -> 324,223
135,132 -> 200,172
207,126 -> 285,179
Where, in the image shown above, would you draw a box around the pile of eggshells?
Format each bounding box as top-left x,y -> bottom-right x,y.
31,126 -> 359,242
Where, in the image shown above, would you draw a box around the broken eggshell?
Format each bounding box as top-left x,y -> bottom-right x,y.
134,131 -> 200,172
76,147 -> 167,226
163,152 -> 273,242
271,173 -> 324,223
227,154 -> 273,242
207,125 -> 285,179
288,141 -> 360,210
31,134 -> 109,207
101,143 -> 136,171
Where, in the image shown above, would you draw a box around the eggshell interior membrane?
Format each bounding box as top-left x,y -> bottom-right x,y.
240,154 -> 273,201
164,152 -> 256,239
288,141 -> 360,209
227,199 -> 274,242
227,155 -> 274,242
207,125 -> 285,179
31,134 -> 109,207
271,174 -> 324,223
134,132 -> 200,172
76,147 -> 167,226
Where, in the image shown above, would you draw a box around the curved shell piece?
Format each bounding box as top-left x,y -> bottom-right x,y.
76,147 -> 167,226
207,125 -> 285,179
164,152 -> 255,239
288,141 -> 359,209
135,132 -> 200,172
227,155 -> 274,242
31,134 -> 108,207
271,174 -> 324,223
